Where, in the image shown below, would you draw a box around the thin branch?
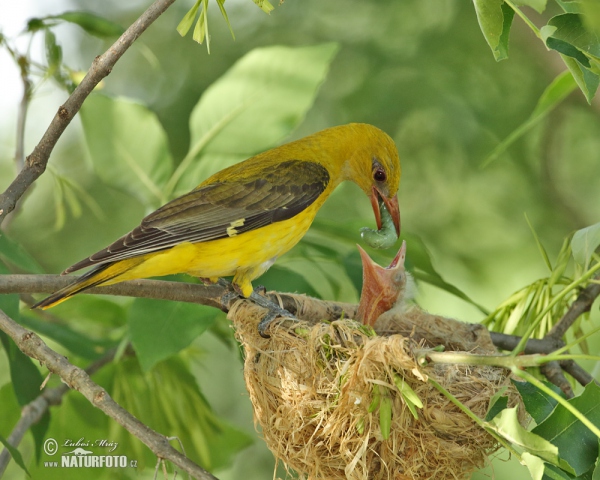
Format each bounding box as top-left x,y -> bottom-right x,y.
540,361 -> 574,398
15,55 -> 32,171
0,345 -> 127,477
0,274 -> 358,321
0,309 -> 217,480
0,0 -> 177,227
489,331 -> 565,354
489,275 -> 600,391
547,277 -> 600,339
560,359 -> 594,387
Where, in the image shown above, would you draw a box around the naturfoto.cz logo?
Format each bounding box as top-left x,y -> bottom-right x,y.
43,437 -> 138,469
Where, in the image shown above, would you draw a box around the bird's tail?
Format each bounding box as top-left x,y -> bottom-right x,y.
33,259 -> 141,309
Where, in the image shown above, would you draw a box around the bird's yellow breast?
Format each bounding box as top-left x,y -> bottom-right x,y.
103,200 -> 322,295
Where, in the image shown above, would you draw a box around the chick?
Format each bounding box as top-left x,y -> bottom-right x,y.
356,240 -> 412,327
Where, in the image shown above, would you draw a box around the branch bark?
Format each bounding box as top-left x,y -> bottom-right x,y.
0,309 -> 217,480
0,345 -> 127,477
0,0 -> 177,227
0,274 -> 358,321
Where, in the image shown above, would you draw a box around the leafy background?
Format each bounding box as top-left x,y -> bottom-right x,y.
1,0 -> 600,479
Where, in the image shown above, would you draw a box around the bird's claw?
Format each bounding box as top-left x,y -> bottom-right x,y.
250,290 -> 296,338
258,311 -> 280,338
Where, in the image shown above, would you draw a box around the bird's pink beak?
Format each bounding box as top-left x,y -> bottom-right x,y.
356,240 -> 407,327
370,187 -> 401,237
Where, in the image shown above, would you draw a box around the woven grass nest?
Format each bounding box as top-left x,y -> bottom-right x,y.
229,298 -> 521,480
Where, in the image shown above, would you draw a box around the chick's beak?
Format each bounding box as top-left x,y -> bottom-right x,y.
370,187 -> 401,237
356,240 -> 407,327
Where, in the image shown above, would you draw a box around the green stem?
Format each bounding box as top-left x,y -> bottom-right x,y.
428,378 -> 522,458
512,368 -> 600,440
504,0 -> 542,40
422,350 -> 600,369
543,354 -> 600,363
512,262 -> 600,356
551,324 -> 600,356
421,350 -> 542,368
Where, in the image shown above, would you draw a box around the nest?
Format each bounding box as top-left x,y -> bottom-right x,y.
229,299 -> 521,480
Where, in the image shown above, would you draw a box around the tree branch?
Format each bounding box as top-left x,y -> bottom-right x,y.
489,277 -> 600,395
0,274 -> 358,321
489,332 -> 565,354
0,309 -> 217,480
0,0 -> 177,227
547,278 -> 600,339
0,345 -> 128,477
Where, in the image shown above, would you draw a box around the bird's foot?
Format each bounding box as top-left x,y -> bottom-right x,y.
250,289 -> 296,338
219,279 -> 240,309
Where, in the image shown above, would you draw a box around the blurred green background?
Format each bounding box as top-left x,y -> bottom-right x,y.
1,0 -> 600,478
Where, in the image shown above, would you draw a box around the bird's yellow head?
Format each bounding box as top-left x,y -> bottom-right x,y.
337,123 -> 401,237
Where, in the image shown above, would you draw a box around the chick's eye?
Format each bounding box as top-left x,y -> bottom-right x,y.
373,168 -> 387,182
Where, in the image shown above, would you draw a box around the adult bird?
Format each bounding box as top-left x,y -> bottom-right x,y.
34,123 -> 401,332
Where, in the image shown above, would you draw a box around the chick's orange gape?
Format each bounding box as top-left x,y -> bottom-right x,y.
34,123 -> 401,311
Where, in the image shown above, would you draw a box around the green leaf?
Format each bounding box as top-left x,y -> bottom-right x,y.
47,295 -> 128,328
170,43 -> 339,193
472,0 -> 514,61
491,407 -> 575,473
393,374 -> 422,420
26,18 -> 46,32
571,222 -> 600,268
522,452 -> 545,480
582,0 -> 600,35
44,29 -> 62,77
343,249 -> 364,296
541,13 -> 600,101
514,0 -> 548,14
31,411 -> 50,463
533,382 -> 600,476
548,236 -> 572,289
0,432 -> 30,477
177,0 -> 202,36
49,11 -> 124,37
482,70 -> 577,166
252,0 -> 274,14
545,14 -> 600,63
0,292 -> 50,464
525,212 -> 553,272
0,293 -> 44,406
129,298 -> 218,372
379,394 -> 392,440
485,394 -> 509,421
544,463 -> 579,480
368,384 -> 381,413
216,0 -> 235,39
513,379 -> 564,424
19,314 -> 116,361
193,0 -> 210,51
0,233 -> 44,273
259,264 -> 320,298
0,327 -> 44,406
80,94 -> 173,208
560,54 -> 600,103
110,356 -> 253,470
594,439 -> 600,480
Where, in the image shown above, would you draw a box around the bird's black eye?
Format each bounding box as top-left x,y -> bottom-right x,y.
373,168 -> 387,182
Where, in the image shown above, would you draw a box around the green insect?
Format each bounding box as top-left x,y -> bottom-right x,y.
360,200 -> 398,249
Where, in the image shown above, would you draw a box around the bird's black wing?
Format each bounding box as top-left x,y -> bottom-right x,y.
64,160 -> 330,273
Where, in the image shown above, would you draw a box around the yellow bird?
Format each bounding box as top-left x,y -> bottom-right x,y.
34,123 -> 401,323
